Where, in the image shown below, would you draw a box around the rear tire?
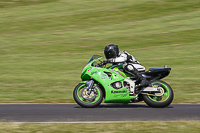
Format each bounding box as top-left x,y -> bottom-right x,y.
142,80 -> 173,108
73,83 -> 103,108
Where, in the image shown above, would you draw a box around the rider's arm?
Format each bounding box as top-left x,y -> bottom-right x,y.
104,53 -> 127,63
123,51 -> 141,64
113,53 -> 127,63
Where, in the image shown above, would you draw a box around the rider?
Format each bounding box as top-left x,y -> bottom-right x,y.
103,44 -> 150,87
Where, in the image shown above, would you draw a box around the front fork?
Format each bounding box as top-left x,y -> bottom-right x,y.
85,80 -> 95,95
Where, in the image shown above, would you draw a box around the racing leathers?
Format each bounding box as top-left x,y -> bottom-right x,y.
104,51 -> 149,87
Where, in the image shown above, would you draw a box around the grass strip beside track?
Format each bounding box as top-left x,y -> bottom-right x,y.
0,121 -> 199,133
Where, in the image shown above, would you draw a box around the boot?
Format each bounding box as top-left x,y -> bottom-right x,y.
124,64 -> 150,87
131,68 -> 150,87
138,77 -> 150,87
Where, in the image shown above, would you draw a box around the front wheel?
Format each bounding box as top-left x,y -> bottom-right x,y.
142,80 -> 174,108
73,83 -> 103,108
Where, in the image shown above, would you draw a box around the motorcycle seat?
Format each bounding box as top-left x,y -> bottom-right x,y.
143,68 -> 171,78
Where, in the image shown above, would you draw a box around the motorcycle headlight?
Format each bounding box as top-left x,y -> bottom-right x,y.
112,81 -> 122,89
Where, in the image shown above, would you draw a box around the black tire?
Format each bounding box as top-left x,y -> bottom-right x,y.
142,80 -> 174,108
73,83 -> 103,108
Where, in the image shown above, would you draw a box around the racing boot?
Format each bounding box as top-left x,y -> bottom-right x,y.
124,64 -> 150,87
124,63 -> 150,87
138,77 -> 150,87
132,69 -> 150,87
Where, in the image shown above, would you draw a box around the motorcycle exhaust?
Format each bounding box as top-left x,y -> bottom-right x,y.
141,87 -> 160,93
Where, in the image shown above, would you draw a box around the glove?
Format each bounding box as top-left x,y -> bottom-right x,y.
97,59 -> 107,67
104,58 -> 114,64
103,59 -> 108,64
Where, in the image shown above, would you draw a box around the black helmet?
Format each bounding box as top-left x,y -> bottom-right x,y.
104,44 -> 119,59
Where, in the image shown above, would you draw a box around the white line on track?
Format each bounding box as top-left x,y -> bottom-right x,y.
9,121 -> 128,124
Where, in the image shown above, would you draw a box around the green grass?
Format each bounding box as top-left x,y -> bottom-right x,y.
0,121 -> 199,133
0,0 -> 200,103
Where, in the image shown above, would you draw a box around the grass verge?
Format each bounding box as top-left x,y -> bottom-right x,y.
0,121 -> 199,133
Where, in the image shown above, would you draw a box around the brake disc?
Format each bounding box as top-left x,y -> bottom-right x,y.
81,87 -> 97,100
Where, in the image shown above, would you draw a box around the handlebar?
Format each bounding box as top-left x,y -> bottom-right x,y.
96,62 -> 107,67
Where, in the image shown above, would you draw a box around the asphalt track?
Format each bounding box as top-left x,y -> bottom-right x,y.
0,103 -> 199,122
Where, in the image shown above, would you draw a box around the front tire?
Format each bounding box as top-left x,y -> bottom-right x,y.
73,83 -> 103,108
142,80 -> 174,108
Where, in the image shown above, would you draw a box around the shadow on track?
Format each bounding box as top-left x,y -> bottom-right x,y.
74,103 -> 150,108
98,103 -> 150,108
74,103 -> 174,108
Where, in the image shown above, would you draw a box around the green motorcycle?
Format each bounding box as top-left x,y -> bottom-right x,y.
73,55 -> 173,108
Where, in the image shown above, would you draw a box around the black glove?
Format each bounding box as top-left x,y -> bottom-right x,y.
97,59 -> 107,67
104,58 -> 114,63
103,59 -> 108,64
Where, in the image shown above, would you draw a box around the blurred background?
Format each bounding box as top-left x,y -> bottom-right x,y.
0,0 -> 199,103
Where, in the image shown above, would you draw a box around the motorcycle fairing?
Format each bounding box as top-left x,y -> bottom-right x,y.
81,66 -> 136,103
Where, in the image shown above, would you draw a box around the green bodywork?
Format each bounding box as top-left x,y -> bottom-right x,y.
80,55 -> 138,103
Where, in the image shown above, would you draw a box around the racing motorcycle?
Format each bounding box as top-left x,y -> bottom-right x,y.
73,55 -> 173,108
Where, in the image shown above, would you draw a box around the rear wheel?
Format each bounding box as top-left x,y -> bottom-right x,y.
142,80 -> 173,108
73,83 -> 103,108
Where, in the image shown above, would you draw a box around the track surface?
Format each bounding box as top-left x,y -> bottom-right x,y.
0,103 -> 199,122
